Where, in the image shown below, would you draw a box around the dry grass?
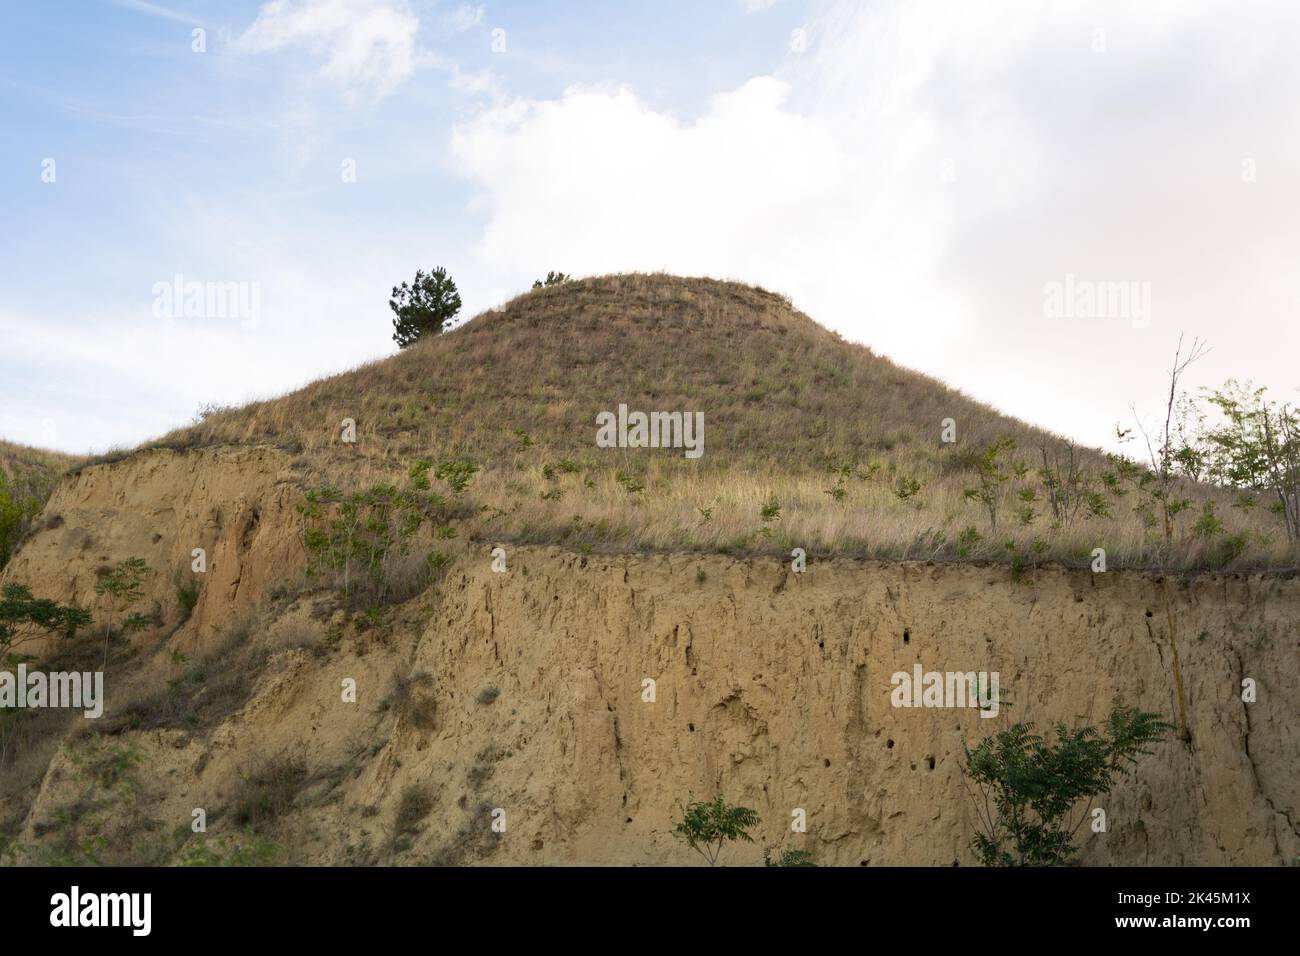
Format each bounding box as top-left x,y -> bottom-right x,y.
0,439 -> 80,477
58,273 -> 1300,572
0,440 -> 82,569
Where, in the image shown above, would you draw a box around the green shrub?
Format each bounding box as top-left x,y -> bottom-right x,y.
962,704 -> 1171,866
672,796 -> 760,866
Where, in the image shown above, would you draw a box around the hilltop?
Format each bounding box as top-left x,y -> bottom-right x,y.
106,272 -> 1286,571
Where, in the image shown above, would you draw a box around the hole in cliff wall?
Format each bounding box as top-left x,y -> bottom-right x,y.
927,756 -> 935,770
1145,610 -> 1153,618
886,738 -> 894,749
688,723 -> 695,732
903,629 -> 910,644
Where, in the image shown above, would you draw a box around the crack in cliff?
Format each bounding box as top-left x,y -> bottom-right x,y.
1232,647 -> 1299,862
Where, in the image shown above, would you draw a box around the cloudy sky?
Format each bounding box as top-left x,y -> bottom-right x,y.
2,0 -> 1298,454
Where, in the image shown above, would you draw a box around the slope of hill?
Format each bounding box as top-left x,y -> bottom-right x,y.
0,439 -> 78,570
113,273 -> 1290,571
1,274 -> 1296,868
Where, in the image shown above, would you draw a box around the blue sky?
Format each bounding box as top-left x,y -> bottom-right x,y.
3,0 -> 1300,454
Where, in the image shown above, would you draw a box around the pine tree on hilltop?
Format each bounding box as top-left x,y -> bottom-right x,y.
390,268 -> 462,349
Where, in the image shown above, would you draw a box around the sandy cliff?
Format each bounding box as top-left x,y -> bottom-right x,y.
2,447 -> 1296,866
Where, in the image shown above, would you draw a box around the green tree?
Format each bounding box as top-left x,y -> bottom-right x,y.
390,267 -> 462,349
672,796 -> 760,866
1110,337 -> 1207,742
963,436 -> 1016,533
1199,380 -> 1300,553
0,583 -> 91,664
961,704 -> 1171,866
94,557 -> 151,666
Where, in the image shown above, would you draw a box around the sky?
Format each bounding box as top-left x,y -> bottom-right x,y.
2,0 -> 1298,455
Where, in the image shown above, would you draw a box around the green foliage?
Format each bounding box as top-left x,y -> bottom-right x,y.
1192,501 -> 1224,540
179,832 -> 279,867
532,271 -> 571,289
298,471 -> 446,605
760,495 -> 782,522
1084,490 -> 1111,519
894,475 -> 922,502
94,557 -> 151,666
764,847 -> 817,867
390,267 -> 462,349
963,436 -> 1016,532
10,741 -> 144,865
0,458 -> 65,571
672,796 -> 760,866
433,457 -> 479,495
232,759 -> 308,832
175,573 -> 201,622
0,584 -> 92,664
962,704 -> 1172,866
614,470 -> 645,495
1198,380 -> 1300,551
0,481 -> 19,568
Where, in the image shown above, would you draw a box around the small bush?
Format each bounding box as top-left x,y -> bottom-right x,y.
231,759 -> 308,832
672,796 -> 760,866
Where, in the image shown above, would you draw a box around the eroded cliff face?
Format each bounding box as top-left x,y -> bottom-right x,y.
2,445 -> 302,650
2,449 -> 1297,866
395,550 -> 1299,865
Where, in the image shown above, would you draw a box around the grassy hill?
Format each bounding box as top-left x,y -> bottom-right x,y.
76,273 -> 1296,570
0,440 -> 79,570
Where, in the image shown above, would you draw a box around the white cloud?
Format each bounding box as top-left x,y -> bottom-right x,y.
446,3 -> 484,32
739,0 -> 779,12
448,0 -> 1300,452
109,0 -> 204,26
238,0 -> 422,100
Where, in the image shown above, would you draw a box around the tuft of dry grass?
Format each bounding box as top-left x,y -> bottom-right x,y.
60,273 -> 1298,572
